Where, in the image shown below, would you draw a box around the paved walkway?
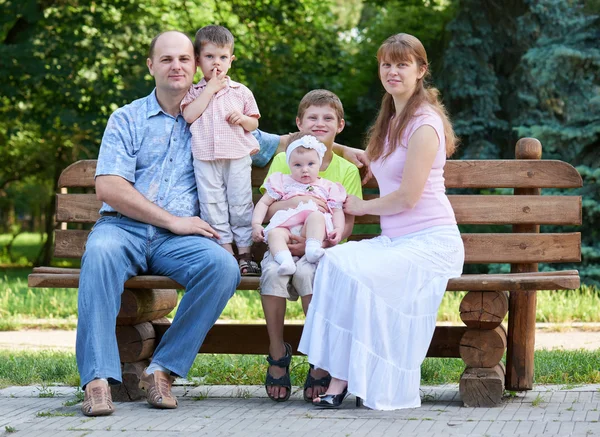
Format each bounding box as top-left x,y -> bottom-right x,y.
2,383 -> 600,436
2,328 -> 600,435
3,325 -> 600,351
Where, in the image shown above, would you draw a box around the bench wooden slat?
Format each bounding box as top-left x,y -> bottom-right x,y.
197,324 -> 466,357
27,269 -> 580,291
56,193 -> 582,226
451,195 -> 581,225
443,160 -> 582,189
347,232 -> 581,264
54,229 -> 580,263
59,159 -> 582,189
252,160 -> 582,189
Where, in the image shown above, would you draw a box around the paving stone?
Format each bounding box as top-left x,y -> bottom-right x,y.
5,385 -> 600,436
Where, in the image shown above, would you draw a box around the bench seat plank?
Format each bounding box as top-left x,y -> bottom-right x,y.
59,159 -> 582,190
28,269 -> 580,291
56,193 -> 582,226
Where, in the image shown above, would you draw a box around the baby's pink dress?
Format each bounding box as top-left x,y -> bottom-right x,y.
263,172 -> 347,241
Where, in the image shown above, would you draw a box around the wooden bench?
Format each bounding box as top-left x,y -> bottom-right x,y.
28,138 -> 582,406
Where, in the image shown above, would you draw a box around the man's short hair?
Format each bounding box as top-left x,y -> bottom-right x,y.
297,89 -> 344,123
194,25 -> 235,56
148,30 -> 193,59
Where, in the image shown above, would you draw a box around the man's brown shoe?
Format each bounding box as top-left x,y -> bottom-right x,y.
81,379 -> 114,417
139,370 -> 178,409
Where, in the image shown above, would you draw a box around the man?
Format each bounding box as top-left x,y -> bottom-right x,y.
77,30 -> 245,417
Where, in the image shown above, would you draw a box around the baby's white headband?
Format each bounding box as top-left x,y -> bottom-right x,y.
286,135 -> 327,167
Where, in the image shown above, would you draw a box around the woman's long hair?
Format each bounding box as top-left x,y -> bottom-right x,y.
365,34 -> 457,161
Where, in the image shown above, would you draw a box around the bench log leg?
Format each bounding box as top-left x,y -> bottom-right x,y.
113,290 -> 176,401
459,364 -> 505,407
506,137 -> 541,392
111,360 -> 150,402
458,291 -> 509,407
506,289 -> 536,391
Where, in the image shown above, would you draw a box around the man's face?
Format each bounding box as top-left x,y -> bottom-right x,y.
198,42 -> 234,80
147,32 -> 196,94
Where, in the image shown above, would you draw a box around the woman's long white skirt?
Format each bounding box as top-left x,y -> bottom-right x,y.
298,225 -> 465,410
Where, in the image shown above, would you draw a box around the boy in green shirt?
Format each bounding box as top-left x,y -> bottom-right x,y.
259,90 -> 362,402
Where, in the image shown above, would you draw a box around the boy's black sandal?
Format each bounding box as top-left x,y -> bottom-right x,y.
238,252 -> 261,276
303,364 -> 332,403
265,342 -> 292,402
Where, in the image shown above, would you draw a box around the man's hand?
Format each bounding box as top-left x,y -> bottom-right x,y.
288,235 -> 306,257
226,109 -> 245,126
343,195 -> 367,216
282,197 -> 327,213
168,216 -> 221,238
252,224 -> 265,242
205,68 -> 227,95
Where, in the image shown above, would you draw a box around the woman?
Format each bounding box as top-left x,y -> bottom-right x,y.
298,33 -> 465,410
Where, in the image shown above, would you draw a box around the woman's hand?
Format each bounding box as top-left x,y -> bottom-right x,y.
343,195 -> 367,216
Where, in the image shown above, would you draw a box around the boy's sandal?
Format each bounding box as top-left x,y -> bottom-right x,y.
265,342 -> 293,402
238,252 -> 261,276
303,364 -> 332,403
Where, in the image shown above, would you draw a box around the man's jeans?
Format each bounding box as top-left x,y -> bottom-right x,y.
76,215 -> 240,388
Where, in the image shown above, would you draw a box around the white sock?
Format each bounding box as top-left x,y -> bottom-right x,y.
146,362 -> 170,375
274,250 -> 296,275
305,238 -> 324,263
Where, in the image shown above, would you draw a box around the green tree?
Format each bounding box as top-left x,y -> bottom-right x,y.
338,0 -> 458,147
0,0 -> 350,264
1,0 -> 187,263
442,0 -> 600,284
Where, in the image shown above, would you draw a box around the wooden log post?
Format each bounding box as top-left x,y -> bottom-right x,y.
506,138 -> 542,391
110,359 -> 150,402
460,363 -> 506,407
116,322 -> 156,363
116,288 -> 177,325
460,291 -> 508,329
458,291 -> 509,406
113,287 -> 176,401
459,325 -> 507,368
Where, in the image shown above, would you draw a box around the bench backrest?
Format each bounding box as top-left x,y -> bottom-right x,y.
54,142 -> 582,267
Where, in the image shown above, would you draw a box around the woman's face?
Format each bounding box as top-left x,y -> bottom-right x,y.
379,55 -> 424,99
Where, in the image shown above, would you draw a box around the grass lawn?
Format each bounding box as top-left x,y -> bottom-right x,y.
2,232 -> 600,328
2,233 -> 600,389
1,349 -> 599,389
2,267 -> 600,330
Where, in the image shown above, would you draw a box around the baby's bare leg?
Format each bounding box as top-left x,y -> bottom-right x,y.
302,212 -> 326,263
268,227 -> 296,275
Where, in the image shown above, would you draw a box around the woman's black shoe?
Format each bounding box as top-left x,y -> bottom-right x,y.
313,387 -> 348,409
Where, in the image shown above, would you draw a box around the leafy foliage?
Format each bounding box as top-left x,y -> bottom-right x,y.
442,0 -> 599,281
0,0 -> 597,282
